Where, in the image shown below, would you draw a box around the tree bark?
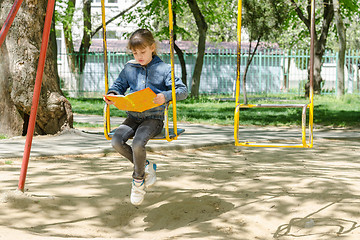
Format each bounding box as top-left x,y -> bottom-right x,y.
174,43 -> 187,86
0,0 -> 73,137
78,0 -> 91,73
283,55 -> 291,91
173,0 -> 187,86
334,0 -> 346,97
186,0 -> 207,98
63,0 -> 82,96
281,50 -> 292,91
242,38 -> 261,105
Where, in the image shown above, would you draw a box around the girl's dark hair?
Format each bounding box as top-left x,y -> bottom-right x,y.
127,29 -> 157,55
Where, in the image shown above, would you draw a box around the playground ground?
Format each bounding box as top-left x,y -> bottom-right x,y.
1,115 -> 360,240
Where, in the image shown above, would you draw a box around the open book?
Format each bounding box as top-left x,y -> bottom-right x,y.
104,87 -> 162,112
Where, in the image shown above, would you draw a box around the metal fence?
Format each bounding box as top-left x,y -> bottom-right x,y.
57,49 -> 360,97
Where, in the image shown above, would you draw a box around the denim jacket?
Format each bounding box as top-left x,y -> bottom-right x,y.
107,55 -> 188,121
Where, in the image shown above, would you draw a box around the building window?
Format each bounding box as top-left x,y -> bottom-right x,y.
91,0 -> 118,5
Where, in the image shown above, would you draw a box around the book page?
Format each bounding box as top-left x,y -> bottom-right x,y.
104,88 -> 162,112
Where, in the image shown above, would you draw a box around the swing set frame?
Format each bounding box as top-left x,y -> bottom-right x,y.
0,0 -> 316,192
234,0 -> 315,148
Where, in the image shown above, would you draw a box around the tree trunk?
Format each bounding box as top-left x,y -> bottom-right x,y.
334,0 -> 346,97
78,0 -> 92,73
186,0 -> 207,98
242,39 -> 261,105
0,0 -> 73,137
173,0 -> 187,86
63,0 -> 82,97
291,0 -> 334,96
242,63 -> 250,105
282,50 -> 292,91
174,43 -> 187,86
0,44 -> 22,136
314,49 -> 323,92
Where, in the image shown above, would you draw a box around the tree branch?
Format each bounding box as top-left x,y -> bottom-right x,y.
186,0 -> 208,34
318,0 -> 334,46
91,0 -> 142,38
290,0 -> 310,30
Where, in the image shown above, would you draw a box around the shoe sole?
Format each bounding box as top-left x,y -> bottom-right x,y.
131,198 -> 144,205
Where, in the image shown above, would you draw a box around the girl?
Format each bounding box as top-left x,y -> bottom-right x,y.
104,29 -> 188,205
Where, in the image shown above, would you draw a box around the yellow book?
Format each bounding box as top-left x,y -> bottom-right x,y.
104,87 -> 162,112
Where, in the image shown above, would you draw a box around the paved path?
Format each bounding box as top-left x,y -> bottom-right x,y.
0,114 -> 359,159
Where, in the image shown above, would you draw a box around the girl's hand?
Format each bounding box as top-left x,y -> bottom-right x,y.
153,93 -> 165,105
103,93 -> 115,105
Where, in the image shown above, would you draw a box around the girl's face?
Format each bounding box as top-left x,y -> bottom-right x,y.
131,44 -> 155,66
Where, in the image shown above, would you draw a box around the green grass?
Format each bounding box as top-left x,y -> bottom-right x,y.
0,134 -> 7,140
70,98 -> 128,118
68,94 -> 360,128
312,95 -> 360,127
73,122 -> 105,128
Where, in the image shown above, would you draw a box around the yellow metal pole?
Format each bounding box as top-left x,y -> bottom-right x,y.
238,143 -> 308,148
164,103 -> 171,141
234,0 -> 242,145
101,0 -> 111,140
168,0 -> 178,139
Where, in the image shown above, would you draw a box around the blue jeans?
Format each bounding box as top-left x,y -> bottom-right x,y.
111,117 -> 164,180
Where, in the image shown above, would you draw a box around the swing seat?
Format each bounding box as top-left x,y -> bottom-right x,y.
104,101 -> 184,142
107,127 -> 185,140
152,127 -> 185,139
234,102 -> 313,148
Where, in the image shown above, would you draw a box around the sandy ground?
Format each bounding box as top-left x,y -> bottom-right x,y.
1,138 -> 360,240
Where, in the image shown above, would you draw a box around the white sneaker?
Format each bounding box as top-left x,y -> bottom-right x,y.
130,179 -> 146,205
145,160 -> 157,188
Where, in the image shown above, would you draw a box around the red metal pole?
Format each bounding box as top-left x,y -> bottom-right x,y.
18,0 -> 56,192
0,0 -> 24,48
